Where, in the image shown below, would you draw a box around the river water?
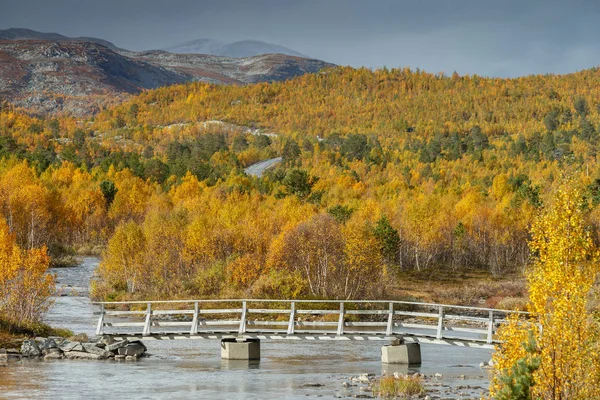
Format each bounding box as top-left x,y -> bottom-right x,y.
0,258 -> 492,399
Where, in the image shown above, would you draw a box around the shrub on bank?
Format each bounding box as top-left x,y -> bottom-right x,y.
374,375 -> 425,398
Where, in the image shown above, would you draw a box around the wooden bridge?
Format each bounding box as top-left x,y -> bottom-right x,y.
94,299 -> 526,350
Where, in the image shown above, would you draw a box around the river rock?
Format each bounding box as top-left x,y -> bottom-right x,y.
352,373 -> 374,383
44,348 -> 63,360
125,355 -> 138,361
106,339 -> 129,352
58,340 -> 82,353
122,343 -> 146,357
129,340 -> 147,351
64,351 -> 104,360
0,349 -> 7,365
40,339 -> 59,355
81,343 -> 111,358
301,383 -> 325,388
114,354 -> 126,361
98,335 -> 116,347
21,340 -> 41,357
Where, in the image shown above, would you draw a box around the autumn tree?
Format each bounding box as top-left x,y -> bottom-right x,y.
267,214 -> 345,298
491,184 -> 600,399
0,218 -> 53,325
94,221 -> 146,296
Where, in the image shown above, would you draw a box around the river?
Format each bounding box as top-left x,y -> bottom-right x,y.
0,258 -> 492,399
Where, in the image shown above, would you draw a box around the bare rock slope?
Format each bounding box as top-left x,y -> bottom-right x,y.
0,40 -> 333,115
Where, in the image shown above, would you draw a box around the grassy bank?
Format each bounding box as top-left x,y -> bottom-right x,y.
390,267 -> 528,310
0,319 -> 72,348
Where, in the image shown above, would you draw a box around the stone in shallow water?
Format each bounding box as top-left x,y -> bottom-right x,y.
41,339 -> 60,355
0,349 -> 7,365
106,340 -> 129,352
57,340 -> 80,352
123,343 -> 146,357
98,335 -> 116,347
38,338 -> 58,351
21,340 -> 41,357
82,343 -> 111,358
64,351 -> 104,360
128,340 -> 147,352
44,351 -> 63,360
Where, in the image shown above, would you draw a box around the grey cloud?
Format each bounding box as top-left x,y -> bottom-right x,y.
1,0 -> 599,77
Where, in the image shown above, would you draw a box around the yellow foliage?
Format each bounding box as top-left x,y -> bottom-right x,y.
0,218 -> 53,324
491,184 -> 600,399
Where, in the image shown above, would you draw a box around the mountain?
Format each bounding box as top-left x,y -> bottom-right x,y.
162,38 -> 226,55
0,40 -> 188,115
128,50 -> 332,84
0,28 -> 123,51
163,39 -> 306,58
0,39 -> 333,115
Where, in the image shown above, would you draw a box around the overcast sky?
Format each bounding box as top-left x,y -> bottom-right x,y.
1,0 -> 600,77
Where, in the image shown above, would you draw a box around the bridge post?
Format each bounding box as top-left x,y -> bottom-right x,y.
287,301 -> 295,335
337,302 -> 345,335
436,306 -> 444,340
221,338 -> 260,360
190,301 -> 199,335
487,310 -> 494,344
143,303 -> 152,336
386,302 -> 394,336
381,342 -> 421,365
96,304 -> 105,336
239,301 -> 247,334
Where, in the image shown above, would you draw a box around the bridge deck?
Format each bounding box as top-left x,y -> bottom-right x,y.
94,299 -> 527,349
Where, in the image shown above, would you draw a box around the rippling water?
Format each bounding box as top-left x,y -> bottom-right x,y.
0,257 -> 492,399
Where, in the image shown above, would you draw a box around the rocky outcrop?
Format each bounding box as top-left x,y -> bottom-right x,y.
0,40 -> 334,115
5,336 -> 148,363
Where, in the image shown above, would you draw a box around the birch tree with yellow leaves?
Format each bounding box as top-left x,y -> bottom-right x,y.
0,218 -> 53,325
491,184 -> 600,399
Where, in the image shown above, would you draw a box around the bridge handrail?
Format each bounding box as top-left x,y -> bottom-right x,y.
91,298 -> 530,315
93,298 -> 532,346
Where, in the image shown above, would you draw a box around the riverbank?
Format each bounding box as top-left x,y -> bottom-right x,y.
390,267 -> 527,310
0,319 -> 72,349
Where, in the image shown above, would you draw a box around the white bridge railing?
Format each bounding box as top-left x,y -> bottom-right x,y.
93,299 -> 527,348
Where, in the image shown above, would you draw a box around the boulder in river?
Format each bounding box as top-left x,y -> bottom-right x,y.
64,351 -> 105,360
106,339 -> 129,352
44,348 -> 63,360
40,338 -> 59,355
99,335 -> 116,347
21,340 -> 41,357
57,339 -> 81,352
118,342 -> 146,357
81,343 -> 112,358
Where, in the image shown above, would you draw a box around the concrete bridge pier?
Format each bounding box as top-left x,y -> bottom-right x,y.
221,338 -> 261,360
381,338 -> 421,365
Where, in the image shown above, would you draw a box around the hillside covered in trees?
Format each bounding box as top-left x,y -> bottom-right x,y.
3,66 -> 600,302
